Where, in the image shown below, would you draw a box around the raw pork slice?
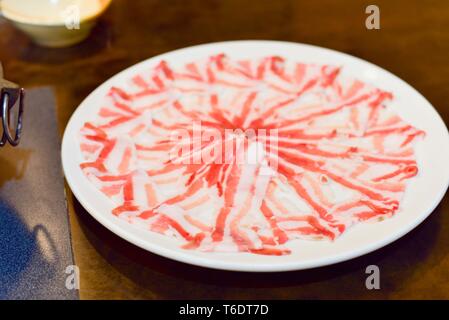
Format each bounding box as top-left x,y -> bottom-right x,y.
79,54 -> 424,255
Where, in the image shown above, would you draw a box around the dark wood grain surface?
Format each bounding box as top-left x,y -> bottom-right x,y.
1,0 -> 448,299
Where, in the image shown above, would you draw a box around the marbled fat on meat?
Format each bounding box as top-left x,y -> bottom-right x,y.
78,54 -> 424,255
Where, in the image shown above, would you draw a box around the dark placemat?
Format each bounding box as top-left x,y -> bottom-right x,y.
0,88 -> 78,299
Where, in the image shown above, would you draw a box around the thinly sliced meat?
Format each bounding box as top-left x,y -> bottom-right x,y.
79,54 -> 424,256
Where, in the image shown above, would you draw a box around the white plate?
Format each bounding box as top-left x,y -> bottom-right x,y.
62,40 -> 449,272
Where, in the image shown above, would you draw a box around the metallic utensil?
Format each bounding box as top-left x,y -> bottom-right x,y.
0,63 -> 24,147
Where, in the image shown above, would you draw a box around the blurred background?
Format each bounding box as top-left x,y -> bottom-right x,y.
1,0 -> 448,133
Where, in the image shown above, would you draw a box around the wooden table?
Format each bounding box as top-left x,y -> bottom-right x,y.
1,0 -> 448,299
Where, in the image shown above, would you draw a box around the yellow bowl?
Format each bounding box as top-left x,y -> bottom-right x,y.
1,0 -> 112,47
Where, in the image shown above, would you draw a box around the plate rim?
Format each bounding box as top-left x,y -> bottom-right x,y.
62,40 -> 449,272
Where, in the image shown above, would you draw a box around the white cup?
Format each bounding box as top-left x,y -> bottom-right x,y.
0,0 -> 112,47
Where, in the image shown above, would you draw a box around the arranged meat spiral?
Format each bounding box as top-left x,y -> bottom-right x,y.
79,54 -> 424,255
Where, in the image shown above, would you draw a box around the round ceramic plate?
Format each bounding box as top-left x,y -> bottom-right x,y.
62,41 -> 449,272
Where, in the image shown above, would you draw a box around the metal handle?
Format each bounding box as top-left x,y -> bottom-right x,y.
1,89 -> 24,146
